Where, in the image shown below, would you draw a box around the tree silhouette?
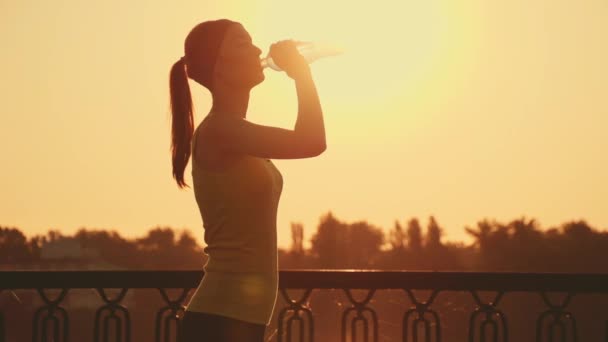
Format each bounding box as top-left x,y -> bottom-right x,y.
465,219 -> 495,258
176,229 -> 199,250
136,227 -> 175,251
388,220 -> 406,251
425,216 -> 443,249
348,220 -> 384,268
406,218 -> 423,253
73,228 -> 138,268
134,227 -> 204,269
2,214 -> 607,274
0,227 -> 32,263
310,212 -> 349,268
290,222 -> 304,255
310,213 -> 384,268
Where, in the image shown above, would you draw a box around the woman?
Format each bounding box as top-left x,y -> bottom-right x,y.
169,19 -> 326,341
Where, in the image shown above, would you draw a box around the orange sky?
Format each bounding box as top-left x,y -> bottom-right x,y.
1,0 -> 606,250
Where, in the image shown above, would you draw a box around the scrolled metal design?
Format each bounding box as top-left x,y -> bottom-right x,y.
94,288 -> 131,342
402,289 -> 441,342
155,288 -> 190,342
32,288 -> 70,342
468,291 -> 508,342
341,289 -> 378,342
536,292 -> 577,342
278,288 -> 314,342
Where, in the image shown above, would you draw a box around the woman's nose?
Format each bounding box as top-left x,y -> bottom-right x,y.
254,46 -> 262,56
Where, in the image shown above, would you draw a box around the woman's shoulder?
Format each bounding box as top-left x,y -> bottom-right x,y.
197,113 -> 245,143
195,117 -> 259,173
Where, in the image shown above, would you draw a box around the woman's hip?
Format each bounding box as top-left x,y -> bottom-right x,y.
178,310 -> 266,342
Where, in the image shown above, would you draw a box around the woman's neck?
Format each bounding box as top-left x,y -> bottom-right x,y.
211,86 -> 250,118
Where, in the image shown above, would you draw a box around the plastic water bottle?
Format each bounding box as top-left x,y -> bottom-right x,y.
260,42 -> 343,71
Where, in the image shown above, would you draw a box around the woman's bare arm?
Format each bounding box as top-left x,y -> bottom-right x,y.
210,43 -> 326,159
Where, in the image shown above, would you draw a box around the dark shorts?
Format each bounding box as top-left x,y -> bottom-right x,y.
178,310 -> 267,342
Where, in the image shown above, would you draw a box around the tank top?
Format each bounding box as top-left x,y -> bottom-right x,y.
184,119 -> 283,326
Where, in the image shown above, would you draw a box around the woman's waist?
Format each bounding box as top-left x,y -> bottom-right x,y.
203,248 -> 277,273
199,270 -> 278,296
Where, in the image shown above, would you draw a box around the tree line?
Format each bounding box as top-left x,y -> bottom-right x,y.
2,212 -> 607,272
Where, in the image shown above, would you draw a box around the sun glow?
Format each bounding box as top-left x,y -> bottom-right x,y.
1,0 -> 608,249
247,1 -> 456,107
238,0 -> 482,146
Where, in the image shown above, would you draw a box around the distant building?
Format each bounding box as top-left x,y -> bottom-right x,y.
40,237 -> 100,260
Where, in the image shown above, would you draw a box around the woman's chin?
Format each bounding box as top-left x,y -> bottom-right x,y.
253,72 -> 265,86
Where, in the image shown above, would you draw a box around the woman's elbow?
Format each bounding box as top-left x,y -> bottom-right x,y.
310,141 -> 326,157
295,137 -> 326,157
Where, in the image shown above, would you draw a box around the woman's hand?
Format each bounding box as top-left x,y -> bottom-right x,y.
269,40 -> 311,79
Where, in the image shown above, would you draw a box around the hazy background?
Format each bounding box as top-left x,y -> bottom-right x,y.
1,0 -> 606,249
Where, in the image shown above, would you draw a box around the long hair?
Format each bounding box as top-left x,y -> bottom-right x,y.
169,58 -> 193,189
169,19 -> 235,188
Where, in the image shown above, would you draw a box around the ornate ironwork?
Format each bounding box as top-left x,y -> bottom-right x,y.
3,271 -> 608,341
94,288 -> 131,342
536,292 -> 577,342
278,288 -> 314,342
32,288 -> 69,342
341,288 -> 378,342
468,291 -> 507,342
402,289 -> 441,342
155,288 -> 190,342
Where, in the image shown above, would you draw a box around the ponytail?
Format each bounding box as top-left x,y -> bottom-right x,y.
169,58 -> 194,189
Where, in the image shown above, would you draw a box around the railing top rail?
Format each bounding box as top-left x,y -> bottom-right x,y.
2,270 -> 608,292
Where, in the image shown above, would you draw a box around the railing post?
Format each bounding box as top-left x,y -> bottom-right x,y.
341,289 -> 378,342
535,292 -> 577,342
32,288 -> 69,342
402,289 -> 441,342
277,288 -> 314,342
155,288 -> 190,342
94,288 -> 131,342
468,291 -> 508,342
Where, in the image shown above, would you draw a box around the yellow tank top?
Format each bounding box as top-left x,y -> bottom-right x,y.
185,121 -> 283,325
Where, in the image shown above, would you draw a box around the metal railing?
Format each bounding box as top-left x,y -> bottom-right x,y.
2,270 -> 608,342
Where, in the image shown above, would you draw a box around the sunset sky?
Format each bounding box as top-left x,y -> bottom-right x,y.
1,0 -> 606,250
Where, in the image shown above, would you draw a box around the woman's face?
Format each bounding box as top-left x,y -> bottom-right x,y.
213,23 -> 265,90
